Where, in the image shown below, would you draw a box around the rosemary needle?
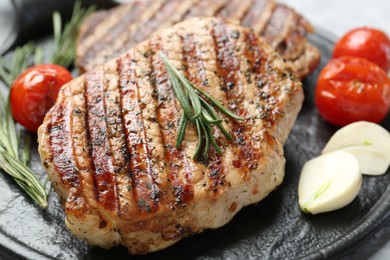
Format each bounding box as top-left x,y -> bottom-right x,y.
176,113 -> 188,148
158,52 -> 244,159
52,1 -> 96,67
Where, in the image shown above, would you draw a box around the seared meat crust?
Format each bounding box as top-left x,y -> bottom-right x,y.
76,0 -> 320,78
39,18 -> 303,254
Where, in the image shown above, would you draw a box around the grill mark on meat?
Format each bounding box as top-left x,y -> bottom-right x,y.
114,59 -> 139,218
107,0 -> 199,63
48,95 -> 89,216
128,0 -> 180,43
242,0 -> 275,35
216,0 -> 255,20
242,30 -> 277,167
79,5 -> 131,55
243,29 -> 292,150
244,30 -> 275,125
212,20 -> 262,174
180,33 -> 208,102
104,2 -> 147,41
278,15 -> 309,60
273,12 -> 299,57
76,0 -> 319,79
100,66 -> 135,218
262,4 -> 294,48
67,80 -> 103,218
102,73 -> 123,216
131,45 -> 174,211
138,44 -> 179,210
245,33 -> 265,75
206,155 -> 225,193
84,69 -> 119,212
149,38 -> 194,207
87,1 -> 162,69
183,0 -> 227,19
48,104 -> 79,187
64,77 -> 122,241
79,11 -> 108,43
114,0 -> 192,60
140,44 -> 192,210
180,32 -> 226,193
83,2 -> 145,62
177,0 -> 200,19
117,53 -> 160,214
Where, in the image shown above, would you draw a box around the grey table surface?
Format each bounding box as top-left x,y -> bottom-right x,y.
0,0 -> 389,259
281,1 -> 390,259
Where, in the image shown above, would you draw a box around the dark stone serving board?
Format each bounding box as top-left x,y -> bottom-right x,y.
0,29 -> 389,260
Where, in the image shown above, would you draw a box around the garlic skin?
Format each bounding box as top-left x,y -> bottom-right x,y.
322,121 -> 390,175
299,150 -> 362,215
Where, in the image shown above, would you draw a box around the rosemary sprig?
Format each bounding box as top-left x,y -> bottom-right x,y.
158,53 -> 244,159
0,44 -> 48,208
0,1 -> 94,208
52,1 -> 96,67
0,43 -> 39,86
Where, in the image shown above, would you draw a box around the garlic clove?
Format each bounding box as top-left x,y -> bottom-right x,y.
341,146 -> 390,175
298,150 -> 362,215
321,121 -> 390,175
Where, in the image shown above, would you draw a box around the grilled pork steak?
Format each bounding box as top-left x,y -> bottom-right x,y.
76,0 -> 320,78
39,17 -> 303,254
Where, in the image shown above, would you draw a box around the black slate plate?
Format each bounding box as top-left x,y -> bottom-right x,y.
0,29 -> 389,260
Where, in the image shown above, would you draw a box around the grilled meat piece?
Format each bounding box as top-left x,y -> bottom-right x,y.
39,17 -> 303,254
76,0 -> 320,78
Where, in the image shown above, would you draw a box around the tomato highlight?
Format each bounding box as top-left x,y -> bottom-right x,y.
10,64 -> 72,132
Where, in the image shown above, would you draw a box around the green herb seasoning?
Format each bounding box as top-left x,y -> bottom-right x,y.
158,52 -> 244,159
0,44 -> 48,208
52,1 -> 96,67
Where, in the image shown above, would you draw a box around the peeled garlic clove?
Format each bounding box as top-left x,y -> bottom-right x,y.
321,121 -> 390,175
322,121 -> 390,158
341,146 -> 390,175
298,150 -> 362,215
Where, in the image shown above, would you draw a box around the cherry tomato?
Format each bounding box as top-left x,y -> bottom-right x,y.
315,57 -> 390,126
333,27 -> 390,72
10,64 -> 73,132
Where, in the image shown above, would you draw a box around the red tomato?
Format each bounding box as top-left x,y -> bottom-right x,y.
10,64 -> 72,132
315,57 -> 390,126
333,27 -> 390,72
